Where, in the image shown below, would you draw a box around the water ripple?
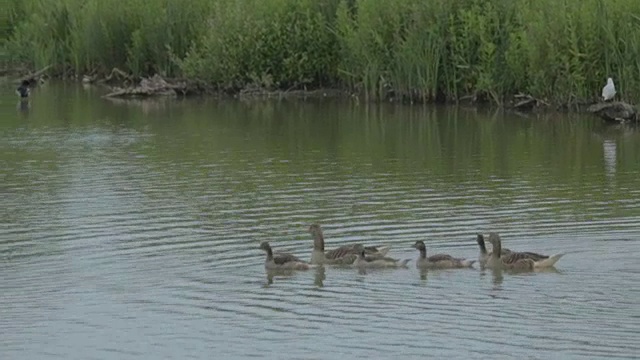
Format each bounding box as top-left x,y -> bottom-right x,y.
2,97 -> 640,359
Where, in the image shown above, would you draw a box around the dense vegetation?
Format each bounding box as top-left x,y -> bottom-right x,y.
3,0 -> 640,104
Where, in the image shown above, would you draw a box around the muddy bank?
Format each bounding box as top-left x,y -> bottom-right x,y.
73,68 -> 349,101
80,69 -> 205,98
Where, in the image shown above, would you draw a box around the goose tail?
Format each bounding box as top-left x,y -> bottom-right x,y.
399,259 -> 412,268
376,245 -> 391,256
534,253 -> 564,268
299,262 -> 319,270
463,259 -> 476,268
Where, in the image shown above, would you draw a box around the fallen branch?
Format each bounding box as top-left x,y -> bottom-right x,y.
14,65 -> 51,84
102,74 -> 189,98
98,67 -> 136,86
511,93 -> 549,111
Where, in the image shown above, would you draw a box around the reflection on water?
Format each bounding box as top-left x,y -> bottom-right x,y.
603,139 -> 617,178
1,83 -> 640,359
264,267 -> 327,288
16,99 -> 30,113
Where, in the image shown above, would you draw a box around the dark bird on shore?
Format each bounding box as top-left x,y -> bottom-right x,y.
16,80 -> 30,98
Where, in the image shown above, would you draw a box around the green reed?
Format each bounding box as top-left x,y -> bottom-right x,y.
3,0 -> 640,104
179,0 -> 340,90
334,0 -> 640,104
3,0 -> 210,77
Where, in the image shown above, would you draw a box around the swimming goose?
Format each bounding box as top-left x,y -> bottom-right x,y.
483,232 -> 555,262
16,80 -> 30,98
413,240 -> 475,269
476,234 -> 511,266
353,244 -> 410,268
260,241 -> 312,270
308,224 -> 390,265
485,233 -> 564,270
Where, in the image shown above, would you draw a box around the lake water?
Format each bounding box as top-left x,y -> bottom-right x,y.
1,83 -> 640,359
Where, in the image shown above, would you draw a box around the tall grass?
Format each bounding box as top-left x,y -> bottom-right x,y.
3,0 -> 210,77
334,0 -> 640,104
179,0 -> 340,90
3,0 -> 640,104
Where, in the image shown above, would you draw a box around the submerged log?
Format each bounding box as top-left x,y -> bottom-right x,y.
587,101 -> 638,123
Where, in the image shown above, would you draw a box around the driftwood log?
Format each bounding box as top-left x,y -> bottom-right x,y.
103,74 -> 190,98
511,93 -> 549,111
587,101 -> 638,123
14,65 -> 51,85
83,67 -> 132,85
238,86 -> 345,99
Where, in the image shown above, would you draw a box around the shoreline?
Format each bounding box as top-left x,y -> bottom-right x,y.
5,0 -> 640,111
4,67 -> 639,124
0,66 -> 581,107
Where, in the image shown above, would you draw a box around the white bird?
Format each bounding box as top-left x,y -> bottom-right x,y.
602,77 -> 616,101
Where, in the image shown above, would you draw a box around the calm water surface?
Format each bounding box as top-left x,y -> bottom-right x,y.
1,83 -> 640,359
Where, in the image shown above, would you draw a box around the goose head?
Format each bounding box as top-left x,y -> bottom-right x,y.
259,241 -> 271,252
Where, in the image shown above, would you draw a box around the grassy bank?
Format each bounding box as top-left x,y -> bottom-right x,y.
3,0 -> 640,105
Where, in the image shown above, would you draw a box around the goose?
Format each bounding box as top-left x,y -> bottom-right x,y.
478,233 -> 553,267
485,233 -> 564,270
476,234 -> 511,266
602,77 -> 616,101
489,233 -> 555,260
352,244 -> 410,268
260,241 -> 312,270
308,224 -> 390,265
16,80 -> 30,98
413,240 -> 475,269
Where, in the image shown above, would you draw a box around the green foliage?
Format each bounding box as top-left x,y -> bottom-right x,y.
3,0 -> 640,104
180,0 -> 339,90
340,0 -> 640,104
3,0 -> 209,77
